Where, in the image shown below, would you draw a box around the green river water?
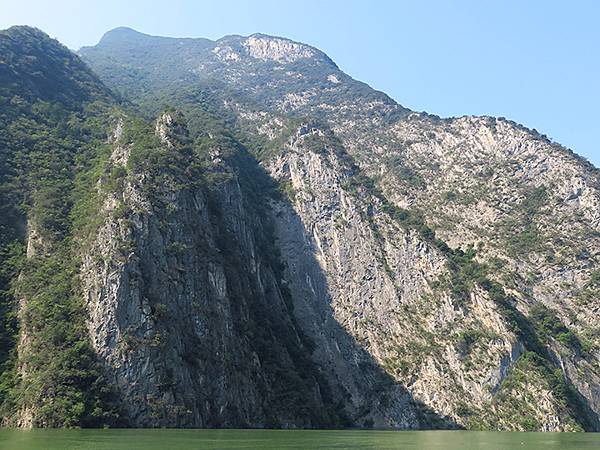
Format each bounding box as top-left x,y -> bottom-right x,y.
0,429 -> 599,450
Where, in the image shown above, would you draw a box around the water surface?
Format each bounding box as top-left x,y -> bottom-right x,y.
0,429 -> 599,450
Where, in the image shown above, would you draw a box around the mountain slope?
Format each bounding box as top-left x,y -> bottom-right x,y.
0,25 -> 122,427
80,27 -> 406,123
80,27 -> 600,431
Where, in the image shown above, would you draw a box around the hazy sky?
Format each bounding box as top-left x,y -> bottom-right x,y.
2,0 -> 599,166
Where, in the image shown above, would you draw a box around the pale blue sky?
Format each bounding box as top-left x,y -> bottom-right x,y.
2,0 -> 599,166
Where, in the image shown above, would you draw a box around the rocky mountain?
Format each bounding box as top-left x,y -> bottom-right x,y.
0,25 -> 598,431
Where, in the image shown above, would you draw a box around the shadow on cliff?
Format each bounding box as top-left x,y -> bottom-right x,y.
227,145 -> 460,430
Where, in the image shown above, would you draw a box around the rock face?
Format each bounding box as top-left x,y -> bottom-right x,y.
79,113 -> 344,427
1,26 -> 599,430
242,35 -> 316,62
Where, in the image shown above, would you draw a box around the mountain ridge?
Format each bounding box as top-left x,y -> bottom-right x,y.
82,26 -> 597,170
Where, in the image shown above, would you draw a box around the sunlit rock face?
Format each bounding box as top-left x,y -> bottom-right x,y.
242,35 -> 316,62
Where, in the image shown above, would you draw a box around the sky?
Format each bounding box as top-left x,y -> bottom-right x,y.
2,0 -> 599,166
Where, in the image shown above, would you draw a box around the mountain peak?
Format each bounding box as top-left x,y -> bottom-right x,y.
0,25 -> 53,44
106,26 -> 138,34
0,25 -> 112,105
97,26 -> 153,46
242,34 -> 318,63
211,33 -> 337,67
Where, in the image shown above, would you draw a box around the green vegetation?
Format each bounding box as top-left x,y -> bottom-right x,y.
0,27 -> 112,108
277,181 -> 297,202
338,163 -> 595,430
0,243 -> 23,409
529,304 -> 590,355
576,269 -> 600,306
498,186 -> 548,257
469,352 -> 584,432
385,155 -> 425,188
455,329 -> 487,356
0,26 -> 122,426
9,252 -> 119,427
120,115 -> 196,187
0,97 -> 123,426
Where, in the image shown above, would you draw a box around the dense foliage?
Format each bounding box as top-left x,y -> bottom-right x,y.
0,26 -> 121,426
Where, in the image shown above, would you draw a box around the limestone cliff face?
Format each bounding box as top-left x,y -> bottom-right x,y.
263,123 -> 588,430
80,112 -> 541,429
79,113 -> 342,427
